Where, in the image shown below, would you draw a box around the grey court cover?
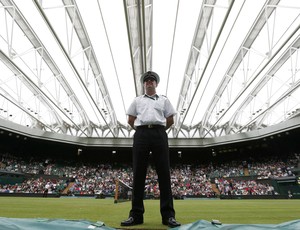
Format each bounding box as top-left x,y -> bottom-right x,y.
0,218 -> 113,230
0,218 -> 299,229
174,219 -> 300,230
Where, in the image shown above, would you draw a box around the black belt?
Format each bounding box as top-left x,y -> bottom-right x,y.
137,125 -> 165,129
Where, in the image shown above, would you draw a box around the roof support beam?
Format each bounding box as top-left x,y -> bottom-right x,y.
1,0 -> 92,135
201,0 -> 280,137
33,0 -> 119,137
123,0 -> 153,96
174,0 -> 233,137
62,0 -> 119,137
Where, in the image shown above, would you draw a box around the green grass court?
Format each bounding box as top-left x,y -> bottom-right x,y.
0,197 -> 299,229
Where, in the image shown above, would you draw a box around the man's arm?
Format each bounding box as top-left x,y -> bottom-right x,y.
128,115 -> 137,130
166,115 -> 174,130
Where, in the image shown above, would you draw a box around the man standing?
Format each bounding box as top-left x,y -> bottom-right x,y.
120,71 -> 180,228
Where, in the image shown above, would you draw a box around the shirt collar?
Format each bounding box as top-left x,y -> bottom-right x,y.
144,94 -> 159,100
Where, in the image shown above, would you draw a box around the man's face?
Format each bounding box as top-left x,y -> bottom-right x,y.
143,77 -> 157,89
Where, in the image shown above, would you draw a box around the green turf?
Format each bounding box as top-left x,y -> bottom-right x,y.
0,197 -> 299,229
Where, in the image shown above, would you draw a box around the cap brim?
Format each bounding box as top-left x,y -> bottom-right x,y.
140,71 -> 160,84
143,76 -> 156,82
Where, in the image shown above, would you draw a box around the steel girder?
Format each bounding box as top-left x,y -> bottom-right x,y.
0,0 -> 90,136
173,0 -> 234,137
123,0 -> 153,96
200,0 -> 281,138
229,35 -> 300,133
34,0 -> 119,137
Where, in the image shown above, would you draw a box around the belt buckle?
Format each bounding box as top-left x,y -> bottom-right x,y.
147,124 -> 153,128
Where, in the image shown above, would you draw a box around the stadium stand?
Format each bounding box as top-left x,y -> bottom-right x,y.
1,151 -> 299,199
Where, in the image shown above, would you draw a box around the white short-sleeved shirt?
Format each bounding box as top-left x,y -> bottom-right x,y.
126,94 -> 176,127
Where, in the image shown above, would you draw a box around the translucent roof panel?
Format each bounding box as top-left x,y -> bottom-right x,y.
0,0 -> 300,139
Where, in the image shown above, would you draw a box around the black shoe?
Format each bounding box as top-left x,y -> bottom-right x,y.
162,217 -> 181,228
121,217 -> 143,226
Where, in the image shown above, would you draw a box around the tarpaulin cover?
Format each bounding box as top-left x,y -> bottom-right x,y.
174,219 -> 300,230
0,217 -> 114,230
0,218 -> 299,229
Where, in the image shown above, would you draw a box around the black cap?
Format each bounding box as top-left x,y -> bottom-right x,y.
140,71 -> 160,84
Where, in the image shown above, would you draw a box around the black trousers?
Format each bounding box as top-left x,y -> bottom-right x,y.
129,127 -> 175,220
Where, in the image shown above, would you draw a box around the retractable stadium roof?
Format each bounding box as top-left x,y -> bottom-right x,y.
0,0 -> 300,147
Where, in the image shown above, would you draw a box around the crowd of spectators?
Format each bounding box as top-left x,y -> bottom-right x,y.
215,178 -> 277,196
0,177 -> 65,195
0,152 -> 299,198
